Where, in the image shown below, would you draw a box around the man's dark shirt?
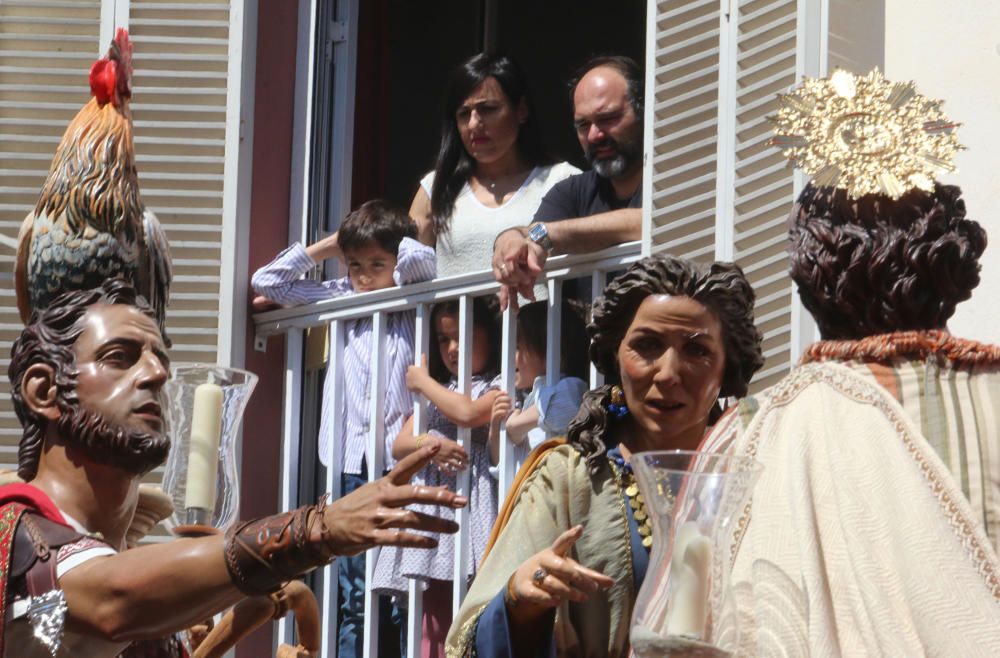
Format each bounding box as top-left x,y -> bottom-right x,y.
532,170 -> 642,222
530,169 -> 641,303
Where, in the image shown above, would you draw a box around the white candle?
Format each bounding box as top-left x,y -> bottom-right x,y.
666,523 -> 713,638
184,383 -> 224,511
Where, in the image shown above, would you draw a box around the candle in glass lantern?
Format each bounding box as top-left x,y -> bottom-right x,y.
666,522 -> 712,638
184,383 -> 224,512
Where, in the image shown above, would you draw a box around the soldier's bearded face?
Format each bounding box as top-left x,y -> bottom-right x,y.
55,399 -> 170,476
60,304 -> 171,475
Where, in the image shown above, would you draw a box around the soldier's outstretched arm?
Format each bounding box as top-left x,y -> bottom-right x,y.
59,444 -> 464,642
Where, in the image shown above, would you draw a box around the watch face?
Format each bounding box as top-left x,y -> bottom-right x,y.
528,223 -> 552,251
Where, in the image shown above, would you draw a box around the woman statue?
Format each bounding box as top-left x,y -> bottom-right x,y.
698,70 -> 1000,655
446,254 -> 764,657
410,53 -> 579,278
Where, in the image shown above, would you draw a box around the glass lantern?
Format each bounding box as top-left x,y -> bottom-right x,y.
629,450 -> 763,658
161,363 -> 258,536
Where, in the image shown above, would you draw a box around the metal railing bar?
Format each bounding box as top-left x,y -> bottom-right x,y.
590,270 -> 606,390
545,279 -> 563,440
362,311 -> 388,657
452,296 -> 473,616
321,319 -> 346,656
497,304 -> 517,503
253,243 -> 641,338
405,303 -> 429,657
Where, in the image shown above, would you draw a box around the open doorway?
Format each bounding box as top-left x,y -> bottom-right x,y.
350,0 -> 647,209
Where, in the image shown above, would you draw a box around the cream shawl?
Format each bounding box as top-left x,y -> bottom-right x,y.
446,445 -> 635,657
703,361 -> 1000,656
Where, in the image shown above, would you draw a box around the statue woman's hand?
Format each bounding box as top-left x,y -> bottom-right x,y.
506,525 -> 615,615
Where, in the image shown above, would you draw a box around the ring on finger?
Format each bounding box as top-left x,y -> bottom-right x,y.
532,567 -> 549,585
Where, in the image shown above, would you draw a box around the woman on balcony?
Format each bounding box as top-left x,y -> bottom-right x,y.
410,53 -> 578,281
445,254 -> 764,658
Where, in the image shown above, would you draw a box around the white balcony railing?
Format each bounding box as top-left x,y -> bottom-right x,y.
253,241 -> 641,658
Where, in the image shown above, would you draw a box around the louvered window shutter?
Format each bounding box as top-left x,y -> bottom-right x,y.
0,2 -> 243,537
0,1 -> 105,471
647,0 -> 721,261
730,0 -> 799,388
647,0 -> 824,391
129,2 -> 231,366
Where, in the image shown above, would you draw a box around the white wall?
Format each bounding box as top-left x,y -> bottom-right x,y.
884,0 -> 1000,342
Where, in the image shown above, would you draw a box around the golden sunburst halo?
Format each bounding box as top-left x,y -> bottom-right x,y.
769,69 -> 962,199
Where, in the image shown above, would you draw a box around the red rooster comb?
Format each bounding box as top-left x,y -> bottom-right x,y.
89,28 -> 133,107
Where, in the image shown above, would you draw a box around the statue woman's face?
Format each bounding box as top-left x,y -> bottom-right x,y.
616,294 -> 725,451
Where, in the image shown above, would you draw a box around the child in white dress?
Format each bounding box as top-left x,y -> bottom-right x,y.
374,296 -> 502,658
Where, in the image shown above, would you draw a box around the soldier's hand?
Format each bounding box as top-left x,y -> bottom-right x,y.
321,444 -> 468,556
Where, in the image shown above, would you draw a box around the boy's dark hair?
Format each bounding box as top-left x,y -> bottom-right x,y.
428,296 -> 502,384
338,199 -> 417,257
516,299 -> 590,383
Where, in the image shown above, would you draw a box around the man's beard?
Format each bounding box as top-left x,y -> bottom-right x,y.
56,400 -> 170,476
586,130 -> 642,179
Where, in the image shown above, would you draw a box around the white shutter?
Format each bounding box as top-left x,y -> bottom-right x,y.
647,0 -> 804,391
647,0 -> 721,260
0,2 -> 242,530
128,1 -> 232,366
0,0 -> 104,471
730,0 -> 798,388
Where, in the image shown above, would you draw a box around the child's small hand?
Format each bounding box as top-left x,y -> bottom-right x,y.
306,230 -> 342,263
424,434 -> 469,475
406,354 -> 431,393
251,295 -> 282,312
489,393 -> 513,434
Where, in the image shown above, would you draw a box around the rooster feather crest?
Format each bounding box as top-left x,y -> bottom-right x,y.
14,28 -> 173,344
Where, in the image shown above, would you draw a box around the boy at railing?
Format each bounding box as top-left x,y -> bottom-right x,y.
250,199 -> 435,658
374,297 -> 503,658
488,300 -> 589,471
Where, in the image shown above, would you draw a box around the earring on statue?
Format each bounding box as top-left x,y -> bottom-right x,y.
607,386 -> 629,418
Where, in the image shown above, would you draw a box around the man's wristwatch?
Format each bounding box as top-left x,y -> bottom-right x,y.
527,223 -> 554,253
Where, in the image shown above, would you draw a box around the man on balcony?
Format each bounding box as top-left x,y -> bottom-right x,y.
491,55 -> 643,309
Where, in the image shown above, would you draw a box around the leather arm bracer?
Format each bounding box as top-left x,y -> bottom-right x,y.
223,499 -> 334,596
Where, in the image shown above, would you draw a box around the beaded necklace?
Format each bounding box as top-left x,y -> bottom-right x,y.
607,451 -> 653,549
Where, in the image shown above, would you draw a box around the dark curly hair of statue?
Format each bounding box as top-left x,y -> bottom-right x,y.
9,278 -> 167,481
789,182 -> 987,339
567,254 -> 764,474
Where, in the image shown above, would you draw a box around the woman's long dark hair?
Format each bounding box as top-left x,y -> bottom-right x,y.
566,255 -> 764,474
429,53 -> 549,237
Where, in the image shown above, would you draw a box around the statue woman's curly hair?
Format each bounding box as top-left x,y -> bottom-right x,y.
567,254 -> 764,474
789,182 -> 987,339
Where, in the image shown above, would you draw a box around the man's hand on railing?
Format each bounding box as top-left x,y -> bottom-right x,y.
492,227 -> 547,311
320,444 -> 468,556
